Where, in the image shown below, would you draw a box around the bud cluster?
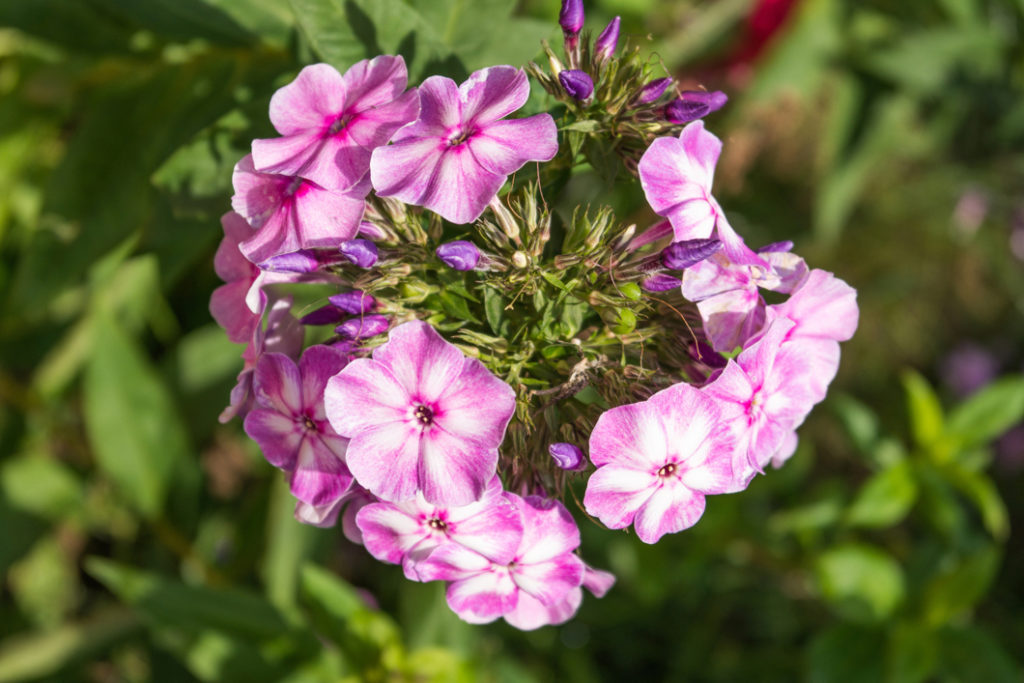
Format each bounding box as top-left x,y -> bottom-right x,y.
210,0 -> 858,630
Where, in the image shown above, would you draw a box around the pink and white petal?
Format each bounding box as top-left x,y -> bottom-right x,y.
676,432 -> 740,494
777,338 -> 841,406
243,409 -> 302,470
413,540 -> 493,582
460,66 -> 529,126
512,553 -> 585,606
370,135 -> 444,201
583,465 -> 657,530
582,566 -> 616,598
420,146 -> 506,224
341,488 -> 376,544
769,269 -> 859,342
250,130 -> 326,181
231,155 -> 289,227
515,496 -> 581,564
588,401 -> 669,470
211,281 -> 259,343
371,321 -> 465,402
677,121 -> 722,187
633,483 -> 706,544
638,136 -> 711,216
347,88 -> 420,149
268,63 -> 346,136
403,75 -> 461,136
735,318 -> 795,387
446,571 -> 518,624
294,498 -> 342,528
290,437 -> 353,506
341,55 -> 409,111
666,197 -> 718,241
214,212 -> 256,282
447,496 -> 523,565
418,427 -> 497,507
768,431 -> 799,469
762,251 -> 809,293
291,183 -> 366,250
356,501 -> 428,565
252,352 -> 303,414
648,383 -> 720,465
434,357 -> 516,448
713,208 -> 767,268
239,202 -> 297,264
681,255 -> 750,302
345,421 -> 422,502
325,359 -> 410,436
697,288 -> 765,353
467,114 -> 558,176
504,588 -> 581,631
298,344 -> 349,409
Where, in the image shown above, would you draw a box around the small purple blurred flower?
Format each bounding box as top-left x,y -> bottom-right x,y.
665,91 -> 728,125
299,305 -> 348,326
558,69 -> 594,101
559,0 -> 584,35
335,314 -> 390,340
594,16 -> 620,62
329,290 -> 378,315
549,442 -> 585,470
661,238 -> 723,270
941,344 -> 999,398
259,250 -> 323,274
339,238 -> 379,268
436,240 -> 482,271
634,78 -> 673,105
641,273 -> 682,292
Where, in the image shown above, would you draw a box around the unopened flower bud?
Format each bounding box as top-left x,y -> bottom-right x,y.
661,238 -> 723,270
335,314 -> 389,340
328,290 -> 377,315
757,240 -> 794,253
512,251 -> 529,269
665,90 -> 728,124
626,219 -> 673,251
300,305 -> 347,326
559,0 -> 584,36
549,442 -> 585,470
641,273 -> 682,291
339,239 -> 378,268
559,69 -> 594,101
594,16 -> 620,62
634,77 -> 673,104
436,240 -> 481,271
357,220 -> 386,241
258,250 -> 321,273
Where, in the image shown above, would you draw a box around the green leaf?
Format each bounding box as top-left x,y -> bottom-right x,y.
807,623 -> 885,683
483,286 -> 507,336
261,477 -> 318,610
561,120 -> 601,133
922,543 -> 1001,625
887,623 -> 938,683
935,625 -> 1021,683
83,314 -> 190,519
901,370 -> 945,455
0,453 -> 84,521
86,558 -> 293,640
815,543 -> 905,622
946,375 -> 1024,450
831,393 -> 880,454
845,461 -> 918,528
940,462 -> 1009,539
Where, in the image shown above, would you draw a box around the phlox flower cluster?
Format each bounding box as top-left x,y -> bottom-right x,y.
210,0 -> 858,629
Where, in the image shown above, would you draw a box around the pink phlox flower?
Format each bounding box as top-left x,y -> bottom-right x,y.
583,382 -> 740,544
504,560 -> 617,631
414,494 -> 585,628
295,484 -> 377,540
638,120 -> 764,267
682,248 -> 808,352
324,320 -> 517,506
356,475 -> 523,580
220,297 -> 303,423
701,319 -> 820,482
231,154 -> 368,264
370,66 -> 558,224
764,268 -> 859,403
211,211 -> 263,344
252,57 -> 419,192
244,345 -> 353,509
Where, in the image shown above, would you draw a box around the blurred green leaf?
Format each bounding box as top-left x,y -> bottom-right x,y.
935,625 -> 1021,682
0,453 -> 84,521
83,314 -> 190,519
939,462 -> 1009,539
946,375 -> 1024,451
863,27 -> 1003,95
922,543 -> 1000,626
261,477 -> 317,610
8,535 -> 81,629
886,622 -> 938,683
831,393 -> 880,454
901,369 -> 945,455
815,543 -> 905,622
0,607 -> 139,683
845,460 -> 917,528
807,623 -> 885,683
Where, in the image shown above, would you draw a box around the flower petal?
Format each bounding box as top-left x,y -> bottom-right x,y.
370,321 -> 465,402
243,409 -> 302,470
325,358 -> 410,436
583,465 -> 657,530
467,115 -> 558,176
632,483 -> 706,543
460,66 -> 529,127
268,63 -> 346,136
345,421 -> 422,502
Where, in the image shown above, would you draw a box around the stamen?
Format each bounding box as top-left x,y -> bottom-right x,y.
302,416 -> 316,431
427,518 -> 447,531
414,404 -> 434,425
657,462 -> 677,478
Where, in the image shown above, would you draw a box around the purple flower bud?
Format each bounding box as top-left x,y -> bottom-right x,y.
328,290 -> 377,315
549,442 -> 585,470
339,239 -> 378,268
757,240 -> 794,253
558,69 -> 594,101
559,0 -> 584,36
594,16 -> 620,61
665,90 -> 728,124
258,250 -> 322,273
689,341 -> 727,369
357,220 -> 386,241
635,77 -> 673,104
436,240 -> 481,271
300,305 -> 348,326
661,238 -> 723,270
335,314 -> 389,340
641,273 -> 682,291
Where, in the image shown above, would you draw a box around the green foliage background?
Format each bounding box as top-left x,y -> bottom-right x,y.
1,0 -> 1023,680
